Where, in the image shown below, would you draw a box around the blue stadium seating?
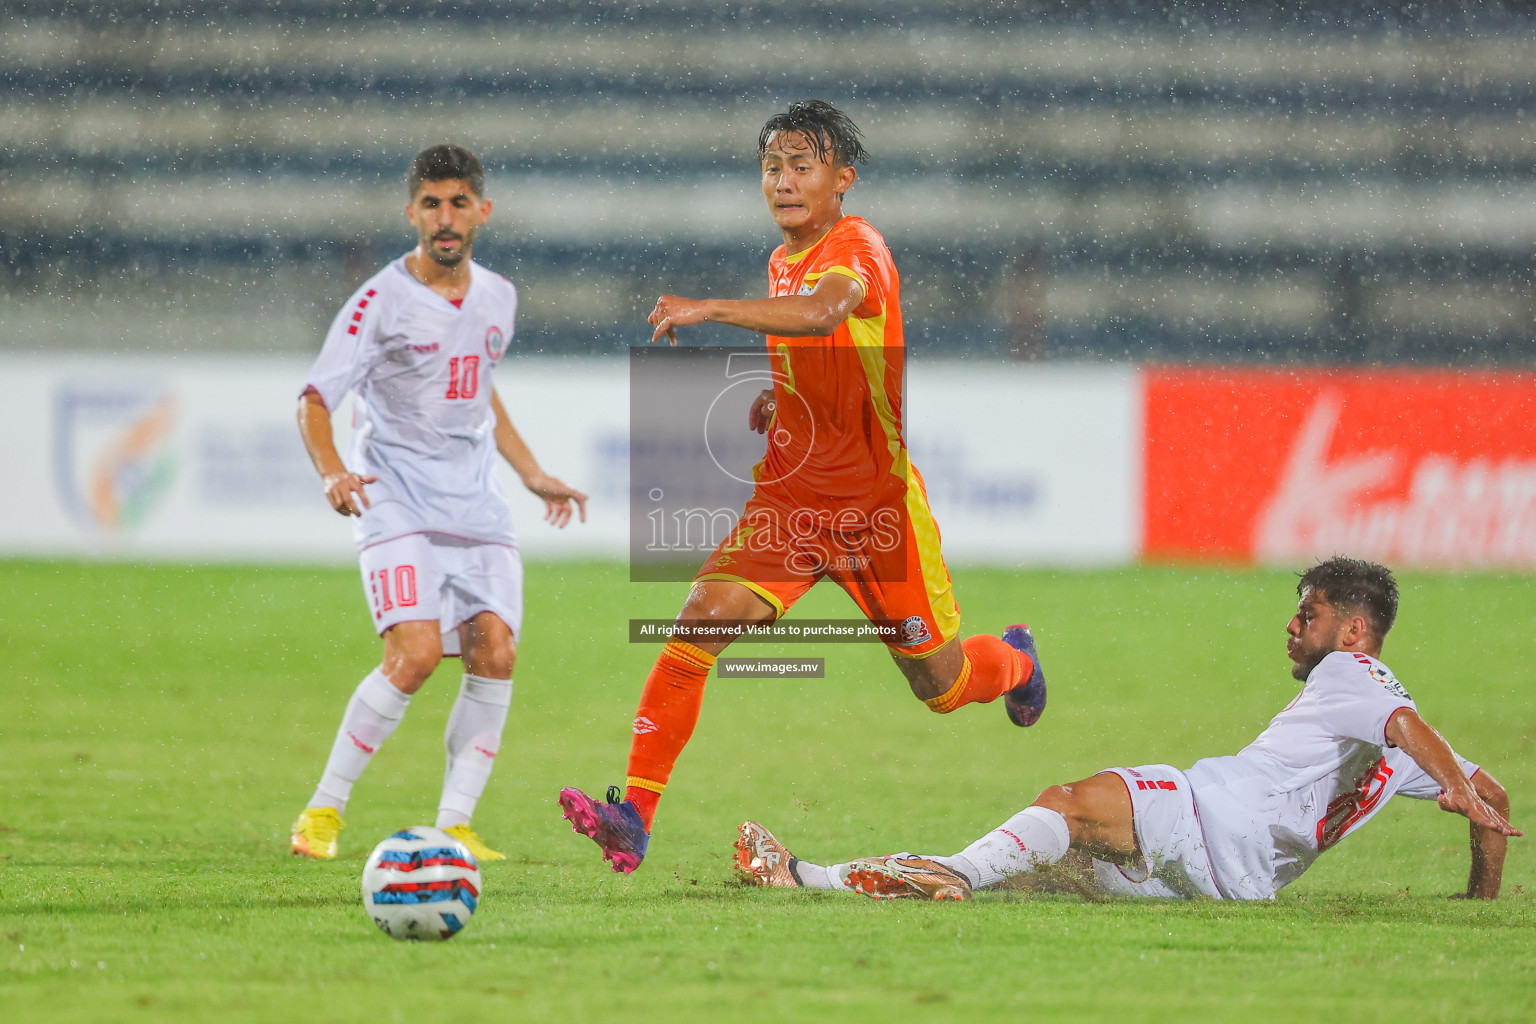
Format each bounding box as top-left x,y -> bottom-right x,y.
4,1 -> 1536,362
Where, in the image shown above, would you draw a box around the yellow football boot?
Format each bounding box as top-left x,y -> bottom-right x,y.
290,807 -> 345,859
442,823 -> 505,862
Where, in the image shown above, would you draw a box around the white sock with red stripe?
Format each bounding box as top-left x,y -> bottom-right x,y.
789,860 -> 853,891
309,668 -> 411,812
435,674 -> 512,829
940,805 -> 1072,889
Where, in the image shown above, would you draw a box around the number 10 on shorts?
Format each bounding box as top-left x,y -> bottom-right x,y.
369,565 -> 418,619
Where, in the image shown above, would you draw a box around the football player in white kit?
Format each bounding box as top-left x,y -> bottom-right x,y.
734,558 -> 1520,901
289,144 -> 588,861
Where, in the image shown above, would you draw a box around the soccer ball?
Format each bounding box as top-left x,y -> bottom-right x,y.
361,827 -> 482,941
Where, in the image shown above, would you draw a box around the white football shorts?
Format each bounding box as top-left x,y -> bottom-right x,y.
1096,764 -> 1223,900
357,532 -> 523,656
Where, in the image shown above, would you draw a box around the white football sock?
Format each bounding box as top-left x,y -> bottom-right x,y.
435,674 -> 512,829
309,668 -> 411,813
790,860 -> 853,892
938,805 -> 1072,890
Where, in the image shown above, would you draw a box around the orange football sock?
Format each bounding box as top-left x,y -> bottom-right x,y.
923,634 -> 1030,714
624,640 -> 716,830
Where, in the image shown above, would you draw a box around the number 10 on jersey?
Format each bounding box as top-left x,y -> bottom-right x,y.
446,356 -> 480,400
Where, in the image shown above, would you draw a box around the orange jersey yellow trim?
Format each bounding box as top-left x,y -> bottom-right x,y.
762,216 -> 906,515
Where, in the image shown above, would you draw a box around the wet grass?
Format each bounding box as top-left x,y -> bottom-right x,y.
1,560 -> 1531,1023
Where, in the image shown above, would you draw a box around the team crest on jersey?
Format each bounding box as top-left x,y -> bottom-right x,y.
897,615 -> 931,646
484,326 -> 506,360
797,283 -> 815,296
1354,653 -> 1411,700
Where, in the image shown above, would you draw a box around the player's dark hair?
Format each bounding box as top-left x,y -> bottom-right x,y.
407,144 -> 485,198
1298,557 -> 1399,640
758,100 -> 868,168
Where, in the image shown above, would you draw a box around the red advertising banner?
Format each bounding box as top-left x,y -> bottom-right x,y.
1142,367 -> 1536,568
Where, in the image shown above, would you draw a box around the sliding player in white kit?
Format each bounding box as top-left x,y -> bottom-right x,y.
735,558 -> 1520,900
290,144 -> 588,862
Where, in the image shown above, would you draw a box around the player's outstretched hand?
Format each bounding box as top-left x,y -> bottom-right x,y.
748,389 -> 776,434
523,471 -> 589,528
648,295 -> 711,345
322,470 -> 378,516
1439,786 -> 1522,837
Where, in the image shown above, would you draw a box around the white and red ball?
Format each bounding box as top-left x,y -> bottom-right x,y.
361,827 -> 482,941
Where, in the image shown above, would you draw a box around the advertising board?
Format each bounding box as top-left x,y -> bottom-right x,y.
0,356 -> 628,561
0,356 -> 1137,566
1143,367 -> 1536,569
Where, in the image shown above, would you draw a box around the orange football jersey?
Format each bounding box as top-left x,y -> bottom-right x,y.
759,216 -> 906,518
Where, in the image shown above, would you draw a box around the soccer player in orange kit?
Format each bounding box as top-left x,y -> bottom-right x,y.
559,101 -> 1046,873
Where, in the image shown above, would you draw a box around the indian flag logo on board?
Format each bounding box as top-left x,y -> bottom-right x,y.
53,384 -> 179,533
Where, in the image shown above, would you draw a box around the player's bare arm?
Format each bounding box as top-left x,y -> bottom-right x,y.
1461,769 -> 1511,898
490,389 -> 588,528
1385,707 -> 1521,838
1385,703 -> 1517,899
647,274 -> 864,345
297,387 -> 376,516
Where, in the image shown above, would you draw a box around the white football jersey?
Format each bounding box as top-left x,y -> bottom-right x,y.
1185,650 -> 1476,900
304,255 -> 518,549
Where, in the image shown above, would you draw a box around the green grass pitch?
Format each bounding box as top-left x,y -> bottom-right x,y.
1,559 -> 1532,1023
